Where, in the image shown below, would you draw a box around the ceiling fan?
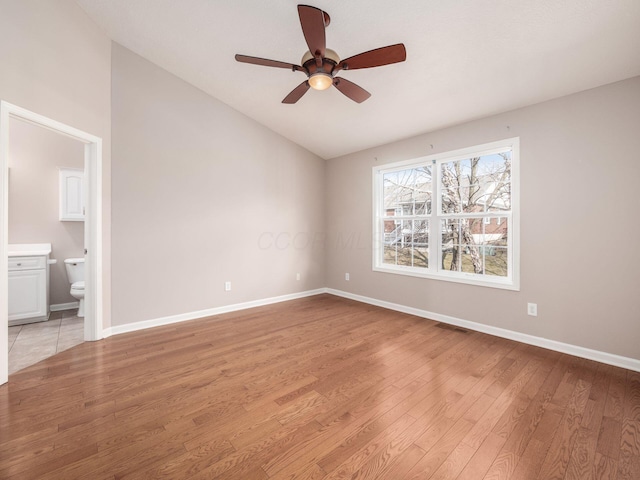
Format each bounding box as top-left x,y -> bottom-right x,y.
235,4 -> 407,104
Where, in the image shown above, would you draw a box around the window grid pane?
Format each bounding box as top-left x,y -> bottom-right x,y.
383,167 -> 432,216
440,216 -> 509,277
374,140 -> 517,288
382,219 -> 429,269
440,152 -> 512,216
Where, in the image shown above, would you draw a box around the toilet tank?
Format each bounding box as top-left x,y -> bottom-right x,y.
64,257 -> 85,284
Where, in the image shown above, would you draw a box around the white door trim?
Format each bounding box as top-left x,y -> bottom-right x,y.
0,101 -> 103,385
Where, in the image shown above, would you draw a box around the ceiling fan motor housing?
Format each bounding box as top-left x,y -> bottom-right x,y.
301,48 -> 340,76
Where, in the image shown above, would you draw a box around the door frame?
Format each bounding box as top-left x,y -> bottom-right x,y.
0,101 -> 103,385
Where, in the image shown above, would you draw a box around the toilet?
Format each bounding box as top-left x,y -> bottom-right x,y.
64,257 -> 85,317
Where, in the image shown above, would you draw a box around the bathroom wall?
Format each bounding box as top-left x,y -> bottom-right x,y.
8,118 -> 85,306
0,0 -> 112,328
325,76 -> 640,361
111,44 -> 326,327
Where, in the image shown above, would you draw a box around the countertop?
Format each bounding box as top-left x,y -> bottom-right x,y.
8,243 -> 52,257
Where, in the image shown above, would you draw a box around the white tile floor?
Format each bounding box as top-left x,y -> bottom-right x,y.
8,309 -> 84,374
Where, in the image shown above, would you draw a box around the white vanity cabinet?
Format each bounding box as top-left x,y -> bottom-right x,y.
8,244 -> 51,326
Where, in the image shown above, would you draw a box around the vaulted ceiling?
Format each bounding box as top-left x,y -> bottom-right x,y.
76,0 -> 640,159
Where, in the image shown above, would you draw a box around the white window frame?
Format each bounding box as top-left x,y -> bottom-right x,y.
372,138 -> 520,290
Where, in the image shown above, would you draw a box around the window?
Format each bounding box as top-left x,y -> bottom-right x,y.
373,138 -> 519,290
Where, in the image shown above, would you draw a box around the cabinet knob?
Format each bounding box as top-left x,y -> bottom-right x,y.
16,263 -> 21,266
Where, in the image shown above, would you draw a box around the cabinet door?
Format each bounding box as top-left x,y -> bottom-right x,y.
8,269 -> 47,321
59,168 -> 85,221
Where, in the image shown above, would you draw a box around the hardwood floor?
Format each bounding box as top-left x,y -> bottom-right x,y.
1,294 -> 639,479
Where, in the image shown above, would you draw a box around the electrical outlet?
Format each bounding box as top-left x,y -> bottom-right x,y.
225,281 -> 231,291
296,273 -> 300,281
527,303 -> 537,316
345,273 -> 350,281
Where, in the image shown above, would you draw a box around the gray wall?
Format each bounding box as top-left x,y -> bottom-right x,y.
326,76 -> 640,360
111,44 -> 326,326
0,0 -> 112,328
3,1 -> 638,363
8,119 -> 84,305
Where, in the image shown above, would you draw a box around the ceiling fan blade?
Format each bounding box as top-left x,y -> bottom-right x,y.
297,5 -> 326,59
282,81 -> 310,104
235,54 -> 302,71
333,77 -> 371,103
338,44 -> 407,71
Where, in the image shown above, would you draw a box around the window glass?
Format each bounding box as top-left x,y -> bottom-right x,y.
374,139 -> 518,289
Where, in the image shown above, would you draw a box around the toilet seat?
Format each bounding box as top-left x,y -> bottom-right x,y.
71,281 -> 84,291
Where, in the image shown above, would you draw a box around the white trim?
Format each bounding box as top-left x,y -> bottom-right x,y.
325,288 -> 640,373
102,289 -> 326,338
0,102 -> 8,386
0,101 -> 103,385
13,275 -> 637,375
101,285 -> 640,372
84,139 -> 103,343
372,137 -> 520,291
50,301 -> 80,312
372,264 -> 518,290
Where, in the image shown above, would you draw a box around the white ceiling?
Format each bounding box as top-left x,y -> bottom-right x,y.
75,0 -> 640,159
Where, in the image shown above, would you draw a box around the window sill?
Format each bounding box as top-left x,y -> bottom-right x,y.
373,264 -> 520,291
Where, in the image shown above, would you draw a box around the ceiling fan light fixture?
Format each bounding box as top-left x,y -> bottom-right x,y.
308,72 -> 333,90
235,6 -> 406,104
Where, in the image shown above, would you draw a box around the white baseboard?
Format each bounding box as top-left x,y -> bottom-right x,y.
326,288 -> 640,373
50,302 -> 79,312
102,289 -> 326,338
99,286 -> 640,373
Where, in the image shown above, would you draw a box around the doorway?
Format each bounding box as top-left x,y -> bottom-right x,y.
0,101 -> 103,385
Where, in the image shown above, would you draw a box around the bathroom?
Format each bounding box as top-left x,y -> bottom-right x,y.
7,118 -> 86,374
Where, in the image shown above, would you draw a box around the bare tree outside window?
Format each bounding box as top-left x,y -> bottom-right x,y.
374,139 -> 518,289
440,153 -> 511,276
